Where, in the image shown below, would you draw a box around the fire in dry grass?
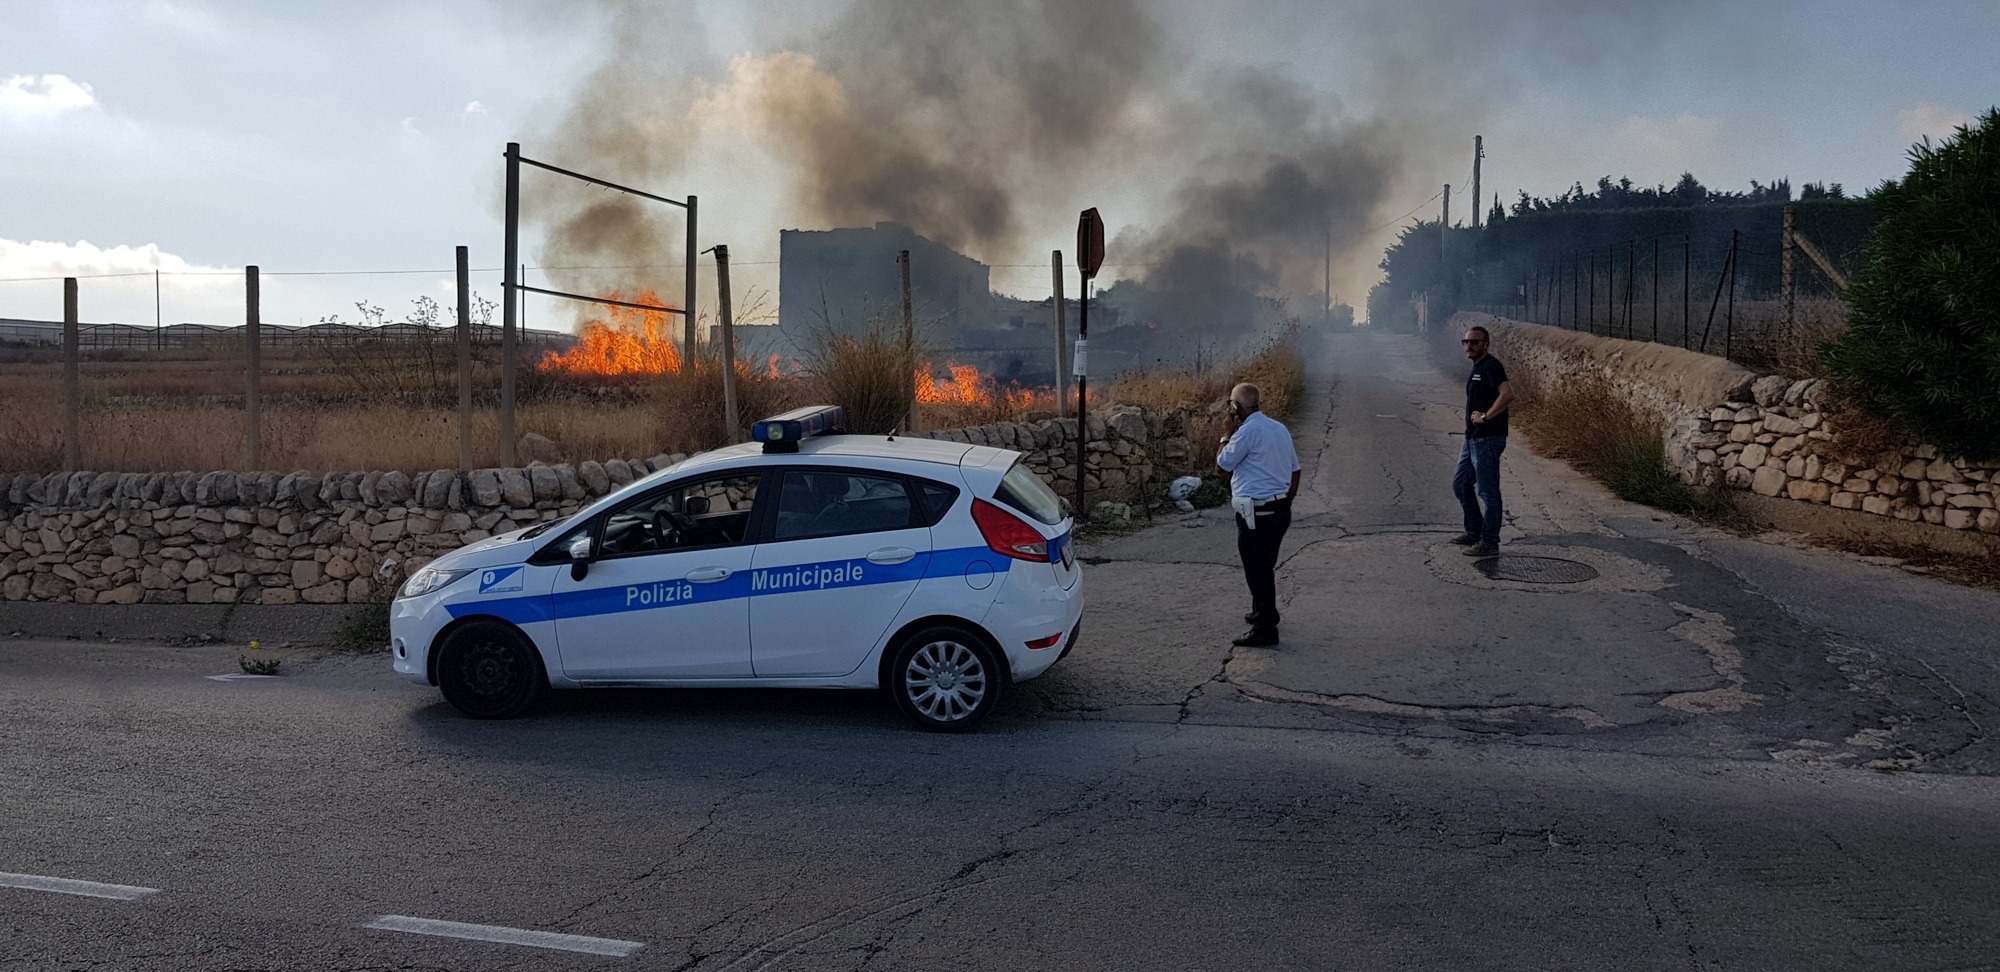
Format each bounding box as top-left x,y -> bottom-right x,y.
539,290 -> 684,377
916,362 -> 1039,411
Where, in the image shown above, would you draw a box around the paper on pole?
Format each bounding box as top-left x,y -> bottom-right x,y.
1072,339 -> 1088,377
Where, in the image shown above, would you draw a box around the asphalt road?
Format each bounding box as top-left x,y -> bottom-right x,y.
4,328 -> 1997,971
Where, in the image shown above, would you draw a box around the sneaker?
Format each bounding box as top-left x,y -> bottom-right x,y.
1462,541 -> 1498,557
1448,533 -> 1478,546
1232,630 -> 1280,647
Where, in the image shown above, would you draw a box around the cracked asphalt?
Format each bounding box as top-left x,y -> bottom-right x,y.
5,328 -> 2000,970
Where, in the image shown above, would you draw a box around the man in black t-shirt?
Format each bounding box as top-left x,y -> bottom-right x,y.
1452,326 -> 1513,556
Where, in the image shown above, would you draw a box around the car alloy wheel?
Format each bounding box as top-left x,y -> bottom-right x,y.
891,624 -> 1002,732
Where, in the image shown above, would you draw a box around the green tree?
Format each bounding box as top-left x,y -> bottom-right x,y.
1821,108 -> 2000,459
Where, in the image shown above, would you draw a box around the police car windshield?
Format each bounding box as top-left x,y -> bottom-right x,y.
996,463 -> 1063,526
520,517 -> 566,541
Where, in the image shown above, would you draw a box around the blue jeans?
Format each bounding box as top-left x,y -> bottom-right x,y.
1453,436 -> 1506,546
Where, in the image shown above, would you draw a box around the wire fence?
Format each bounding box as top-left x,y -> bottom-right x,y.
1458,223 -> 1852,372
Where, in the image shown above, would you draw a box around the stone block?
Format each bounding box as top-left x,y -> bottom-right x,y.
1947,493 -> 1994,509
261,587 -> 299,605
469,469 -> 502,507
498,468 -> 534,507
1928,459 -> 1965,484
86,471 -> 120,506
1762,413 -> 1805,436
1944,509 -> 1976,531
378,470 -> 413,504
302,580 -> 347,604
370,520 -> 406,543
555,464 -> 584,500
605,459 -> 635,487
99,583 -> 141,604
426,471 -> 455,509
1979,509 -> 2000,535
1738,443 -> 1769,470
348,577 -> 372,602
30,572 -> 75,599
1754,376 -> 1789,407
528,464 -> 561,501
1830,491 -> 1860,510
578,461 -> 610,495
1861,495 -> 1894,516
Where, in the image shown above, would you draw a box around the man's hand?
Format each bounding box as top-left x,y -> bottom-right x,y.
1470,410 -> 1486,424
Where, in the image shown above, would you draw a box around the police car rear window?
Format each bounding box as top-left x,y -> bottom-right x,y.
914,479 -> 960,527
995,463 -> 1063,526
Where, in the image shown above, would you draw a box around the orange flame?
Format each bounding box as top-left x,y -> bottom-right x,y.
915,362 -> 1042,411
765,353 -> 783,379
538,289 -> 684,376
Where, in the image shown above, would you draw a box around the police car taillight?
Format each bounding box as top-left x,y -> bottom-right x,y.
972,499 -> 1048,561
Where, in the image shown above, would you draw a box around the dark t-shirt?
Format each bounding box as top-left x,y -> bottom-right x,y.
1465,355 -> 1509,438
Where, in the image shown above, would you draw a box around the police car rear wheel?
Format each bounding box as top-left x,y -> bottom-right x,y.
437,621 -> 546,720
891,624 -> 1002,732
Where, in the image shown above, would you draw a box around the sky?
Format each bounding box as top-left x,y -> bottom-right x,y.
1,0 -> 1995,330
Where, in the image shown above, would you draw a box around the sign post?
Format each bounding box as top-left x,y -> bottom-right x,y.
1073,208 -> 1104,521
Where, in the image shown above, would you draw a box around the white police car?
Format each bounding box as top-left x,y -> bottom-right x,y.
390,406 -> 1081,731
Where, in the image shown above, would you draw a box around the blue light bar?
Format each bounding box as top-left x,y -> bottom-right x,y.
752,405 -> 846,453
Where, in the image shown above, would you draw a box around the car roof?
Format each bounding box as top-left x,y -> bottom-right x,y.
670,434 -> 983,475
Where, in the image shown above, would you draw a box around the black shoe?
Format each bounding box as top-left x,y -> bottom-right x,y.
1448,533 -> 1478,545
1232,630 -> 1280,647
1463,541 -> 1498,557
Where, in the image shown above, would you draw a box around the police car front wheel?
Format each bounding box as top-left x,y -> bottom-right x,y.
890,623 -> 1003,732
437,620 -> 547,720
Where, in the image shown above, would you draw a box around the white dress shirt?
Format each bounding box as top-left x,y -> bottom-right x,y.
1216,410 -> 1300,500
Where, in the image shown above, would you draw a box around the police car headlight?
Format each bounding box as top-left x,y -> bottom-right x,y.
399,566 -> 473,600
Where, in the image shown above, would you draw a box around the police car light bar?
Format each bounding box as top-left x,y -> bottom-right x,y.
752,405 -> 847,453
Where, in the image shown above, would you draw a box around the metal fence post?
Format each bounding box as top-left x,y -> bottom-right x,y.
501,142 -> 520,468
715,244 -> 740,443
1725,229 -> 1740,362
63,277 -> 80,471
456,246 -> 472,470
1051,251 -> 1068,418
684,195 -> 699,359
246,265 -> 261,470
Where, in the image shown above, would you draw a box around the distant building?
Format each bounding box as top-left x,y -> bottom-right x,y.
779,222 -> 992,336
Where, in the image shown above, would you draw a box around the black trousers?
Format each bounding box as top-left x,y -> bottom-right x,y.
1235,497 -> 1291,634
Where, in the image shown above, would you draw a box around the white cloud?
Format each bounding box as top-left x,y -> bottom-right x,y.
1896,103 -> 1972,140
0,238 -> 233,283
462,100 -> 486,116
0,74 -> 97,113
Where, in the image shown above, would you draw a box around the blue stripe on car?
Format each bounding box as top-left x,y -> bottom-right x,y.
445,545 -> 997,625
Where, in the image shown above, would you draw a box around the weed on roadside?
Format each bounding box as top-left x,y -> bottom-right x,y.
238,655 -> 281,676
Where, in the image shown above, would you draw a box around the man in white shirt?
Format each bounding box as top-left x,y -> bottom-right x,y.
1215,382 -> 1302,647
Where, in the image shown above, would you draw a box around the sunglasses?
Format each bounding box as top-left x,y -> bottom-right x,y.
1461,338 -> 1487,345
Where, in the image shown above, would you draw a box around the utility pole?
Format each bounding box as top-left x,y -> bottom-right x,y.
1324,225 -> 1333,324
501,141 -> 520,467
714,244 -> 740,443
1074,208 -> 1104,521
245,265 -> 261,471
456,246 -> 472,470
684,195 -> 699,359
899,250 -> 914,432
1440,185 -> 1451,300
1051,250 -> 1068,418
154,269 -> 162,351
63,277 -> 79,472
1471,135 -> 1484,229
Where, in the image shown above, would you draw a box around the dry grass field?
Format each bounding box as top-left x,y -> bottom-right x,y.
1,324 -> 1306,474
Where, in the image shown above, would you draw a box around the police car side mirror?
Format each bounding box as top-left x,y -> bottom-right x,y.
566,534 -> 594,581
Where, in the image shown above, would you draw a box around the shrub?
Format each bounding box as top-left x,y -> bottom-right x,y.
1510,369 -> 1731,519
796,317 -> 918,435
1821,107 -> 2000,459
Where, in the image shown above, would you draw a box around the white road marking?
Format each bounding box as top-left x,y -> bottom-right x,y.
205,674 -> 278,682
0,871 -> 159,900
363,915 -> 645,957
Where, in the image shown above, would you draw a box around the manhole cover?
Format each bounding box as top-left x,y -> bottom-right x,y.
1472,555 -> 1600,584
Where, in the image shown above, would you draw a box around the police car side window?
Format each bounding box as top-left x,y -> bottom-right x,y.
914,479 -> 960,527
599,474 -> 761,557
773,470 -> 915,541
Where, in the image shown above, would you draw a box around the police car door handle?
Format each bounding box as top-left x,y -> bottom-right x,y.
685,566 -> 733,583
867,547 -> 916,565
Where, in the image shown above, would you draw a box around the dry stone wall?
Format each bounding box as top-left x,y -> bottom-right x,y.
1466,313 -> 2000,538
0,405 -> 1193,605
